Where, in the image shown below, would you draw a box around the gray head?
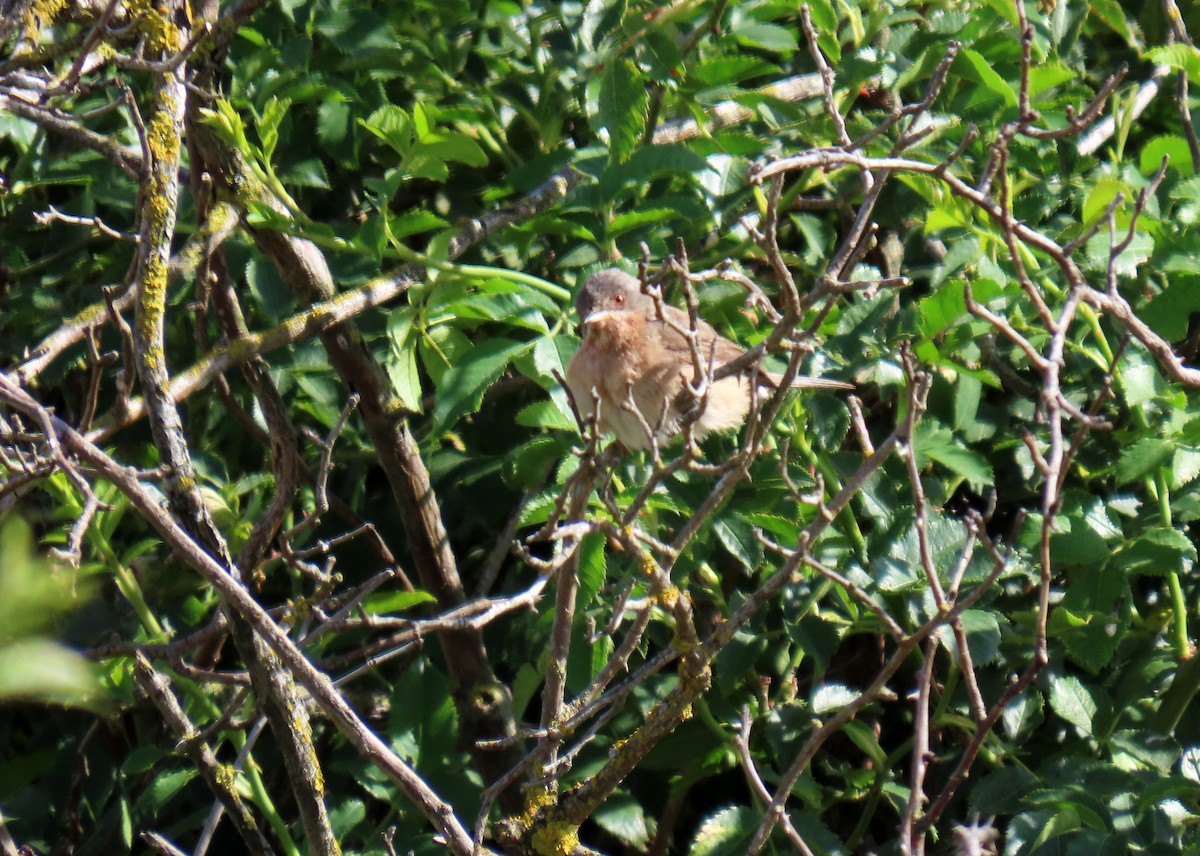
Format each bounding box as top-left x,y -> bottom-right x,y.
575,269 -> 654,322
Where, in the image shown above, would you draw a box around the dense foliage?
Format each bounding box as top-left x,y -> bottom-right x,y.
3,0 -> 1200,854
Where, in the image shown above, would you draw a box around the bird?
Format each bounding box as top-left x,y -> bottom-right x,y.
564,268 -> 852,450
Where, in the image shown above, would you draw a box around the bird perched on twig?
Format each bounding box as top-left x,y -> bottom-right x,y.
565,268 -> 852,450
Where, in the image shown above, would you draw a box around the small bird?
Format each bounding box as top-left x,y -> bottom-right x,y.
565,268 -> 852,450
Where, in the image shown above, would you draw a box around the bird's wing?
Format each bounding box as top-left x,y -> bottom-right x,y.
655,305 -> 853,392
787,375 -> 854,391
655,305 -> 746,368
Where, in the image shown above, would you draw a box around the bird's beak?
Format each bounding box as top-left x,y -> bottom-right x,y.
581,308 -> 620,326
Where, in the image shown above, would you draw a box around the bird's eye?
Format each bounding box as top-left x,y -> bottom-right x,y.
614,292 -> 625,306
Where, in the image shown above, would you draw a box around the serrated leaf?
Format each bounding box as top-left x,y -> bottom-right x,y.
1089,0 -> 1140,46
1056,568 -> 1131,672
593,792 -> 649,850
330,798 -> 366,839
258,96 -> 290,160
317,99 -> 350,146
915,424 -> 994,489
937,609 -> 1002,666
1110,729 -> 1179,774
713,516 -> 760,571
388,208 -> 450,240
716,630 -> 769,694
958,49 -> 1017,108
1048,674 -> 1099,736
596,58 -> 648,163
1147,44 -> 1200,86
1002,690 -> 1044,740
432,337 -> 530,432
141,769 -> 197,812
1141,276 -> 1200,341
577,531 -> 607,610
385,347 -> 422,413
1139,134 -> 1195,177
423,131 -> 488,167
690,806 -> 758,856
360,105 -> 413,156
1081,176 -> 1128,226
1029,61 -> 1080,99
515,399 -> 575,431
1084,229 -> 1153,278
1110,527 -> 1196,576
1115,437 -> 1174,484
812,683 -> 858,714
519,335 -> 578,426
386,306 -> 423,412
1170,176 -> 1200,224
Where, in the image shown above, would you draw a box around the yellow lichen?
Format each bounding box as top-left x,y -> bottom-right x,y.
531,822 -> 580,856
23,0 -> 68,36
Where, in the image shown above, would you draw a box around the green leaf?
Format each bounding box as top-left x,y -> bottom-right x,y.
576,531 -> 607,611
329,798 -> 366,839
1089,0 -> 1141,48
362,590 -> 438,615
957,49 -> 1017,108
140,769 -> 197,813
432,337 -> 530,432
1115,437 -> 1174,484
716,630 -> 769,694
1081,176 -> 1128,226
386,306 -> 423,413
937,609 -> 1002,666
593,792 -> 649,850
1029,61 -> 1080,99
1055,568 -> 1131,672
732,23 -> 798,53
1110,527 -> 1197,577
914,423 -> 994,489
595,58 -> 648,163
518,334 -> 578,426
388,209 -> 449,240
0,640 -> 101,707
1139,135 -> 1195,177
1109,730 -> 1179,774
713,516 -> 761,572
603,144 -> 712,197
258,96 -> 290,161
811,683 -> 858,715
360,105 -> 413,156
690,806 -> 758,856
609,207 -> 681,236
422,131 -> 488,167
1169,176 -> 1200,224
1048,674 -> 1100,736
515,399 -> 575,431
1084,229 -> 1153,278
1146,44 -> 1200,86
1140,276 -> 1200,342
918,279 -> 1002,337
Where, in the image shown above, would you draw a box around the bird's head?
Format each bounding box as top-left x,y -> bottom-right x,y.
575,268 -> 653,325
